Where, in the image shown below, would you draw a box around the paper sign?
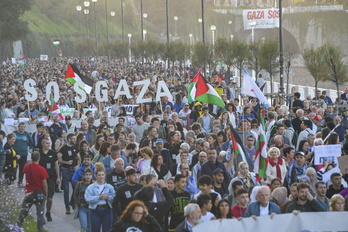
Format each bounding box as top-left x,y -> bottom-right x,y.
83,108 -> 98,117
337,156 -> 348,174
322,166 -> 341,183
4,118 -> 14,125
60,108 -> 75,118
18,118 -> 30,123
11,58 -> 17,64
314,144 -> 341,165
40,55 -> 48,61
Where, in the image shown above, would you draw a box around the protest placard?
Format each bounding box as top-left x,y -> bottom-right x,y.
314,144 -> 341,165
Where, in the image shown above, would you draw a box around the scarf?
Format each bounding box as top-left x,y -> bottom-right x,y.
267,157 -> 283,180
11,147 -> 17,168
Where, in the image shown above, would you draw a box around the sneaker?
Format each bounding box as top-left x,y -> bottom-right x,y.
46,212 -> 52,221
69,202 -> 75,210
65,207 -> 71,214
17,182 -> 24,188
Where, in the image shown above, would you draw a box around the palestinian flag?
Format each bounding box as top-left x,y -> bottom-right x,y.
48,95 -> 64,120
59,49 -> 63,57
21,54 -> 27,70
65,63 -> 94,94
188,68 -> 225,108
229,124 -> 249,167
254,110 -> 268,182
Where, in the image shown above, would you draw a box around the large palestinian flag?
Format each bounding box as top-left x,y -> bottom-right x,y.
188,69 -> 225,108
65,63 -> 94,94
48,95 -> 64,120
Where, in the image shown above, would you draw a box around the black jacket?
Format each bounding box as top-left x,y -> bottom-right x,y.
110,214 -> 162,232
174,220 -> 190,232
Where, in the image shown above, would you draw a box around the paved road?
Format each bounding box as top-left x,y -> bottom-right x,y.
16,186 -> 80,232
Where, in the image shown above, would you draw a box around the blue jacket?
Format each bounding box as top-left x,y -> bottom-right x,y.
201,160 -> 230,186
72,163 -> 96,186
244,201 -> 280,217
102,155 -> 128,174
0,139 -> 10,164
85,182 -> 115,210
13,130 -> 33,156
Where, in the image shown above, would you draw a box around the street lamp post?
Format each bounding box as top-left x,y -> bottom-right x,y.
143,30 -> 147,41
128,33 -> 132,63
249,20 -> 256,79
189,33 -> 193,45
92,0 -> 98,53
279,0 -> 285,96
105,0 -> 110,62
84,1 -> 90,38
76,5 -> 82,36
249,20 -> 256,43
228,20 -> 232,39
198,18 -> 202,42
121,0 -> 125,44
141,0 -> 144,42
174,16 -> 178,37
110,11 -> 115,40
210,25 -> 216,60
201,0 -> 205,43
143,13 -> 147,31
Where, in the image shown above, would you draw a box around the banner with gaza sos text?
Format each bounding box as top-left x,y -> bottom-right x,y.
243,8 -> 282,30
193,212 -> 347,232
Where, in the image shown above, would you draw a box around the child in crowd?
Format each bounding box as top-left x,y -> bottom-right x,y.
197,194 -> 215,222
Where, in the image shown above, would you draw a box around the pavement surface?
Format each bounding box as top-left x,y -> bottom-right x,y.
16,186 -> 80,232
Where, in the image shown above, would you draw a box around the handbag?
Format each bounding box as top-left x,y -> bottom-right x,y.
30,164 -> 46,203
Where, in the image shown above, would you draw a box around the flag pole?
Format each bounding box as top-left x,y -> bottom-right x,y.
27,101 -> 31,121
323,124 -> 339,143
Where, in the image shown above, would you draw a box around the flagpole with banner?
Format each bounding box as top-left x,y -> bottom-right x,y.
188,68 -> 225,108
65,63 -> 94,94
254,109 -> 268,182
241,68 -> 269,109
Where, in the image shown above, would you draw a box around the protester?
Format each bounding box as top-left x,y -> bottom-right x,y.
85,165 -> 115,232
17,151 -> 48,232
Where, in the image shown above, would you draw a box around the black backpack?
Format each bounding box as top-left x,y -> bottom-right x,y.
290,127 -> 298,146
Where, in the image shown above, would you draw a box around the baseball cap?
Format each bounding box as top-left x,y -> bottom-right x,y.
213,168 -> 225,175
322,91 -> 327,95
295,151 -> 305,157
311,115 -> 322,121
155,138 -> 164,144
125,168 -> 137,176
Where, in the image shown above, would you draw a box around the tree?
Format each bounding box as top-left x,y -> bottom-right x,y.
302,46 -> 327,93
191,42 -> 212,70
230,39 -> 249,87
214,38 -> 234,76
259,40 -> 279,94
247,41 -> 263,80
322,44 -> 348,99
0,0 -> 31,58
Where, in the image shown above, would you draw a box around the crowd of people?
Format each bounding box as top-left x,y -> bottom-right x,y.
0,57 -> 347,232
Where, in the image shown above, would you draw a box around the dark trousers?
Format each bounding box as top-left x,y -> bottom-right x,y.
17,155 -> 27,183
17,193 -> 46,232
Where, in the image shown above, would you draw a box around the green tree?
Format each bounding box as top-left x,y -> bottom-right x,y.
0,0 -> 31,57
191,42 -> 212,70
230,39 -> 249,87
322,44 -> 348,99
259,40 -> 279,94
247,41 -> 263,79
214,38 -> 234,76
302,46 -> 327,93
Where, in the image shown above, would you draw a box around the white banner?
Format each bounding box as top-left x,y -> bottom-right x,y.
314,144 -> 341,165
193,212 -> 348,232
60,108 -> 75,118
40,54 -> 48,61
243,8 -> 280,30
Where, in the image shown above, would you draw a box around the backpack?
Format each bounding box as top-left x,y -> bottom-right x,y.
289,127 -> 298,147
269,122 -> 278,139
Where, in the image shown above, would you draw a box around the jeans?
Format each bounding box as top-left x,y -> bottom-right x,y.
61,168 -> 75,209
79,207 -> 91,231
17,155 -> 27,183
17,193 -> 45,232
90,206 -> 113,232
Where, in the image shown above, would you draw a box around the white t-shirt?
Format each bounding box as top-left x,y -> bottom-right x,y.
201,212 -> 215,222
259,203 -> 269,216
